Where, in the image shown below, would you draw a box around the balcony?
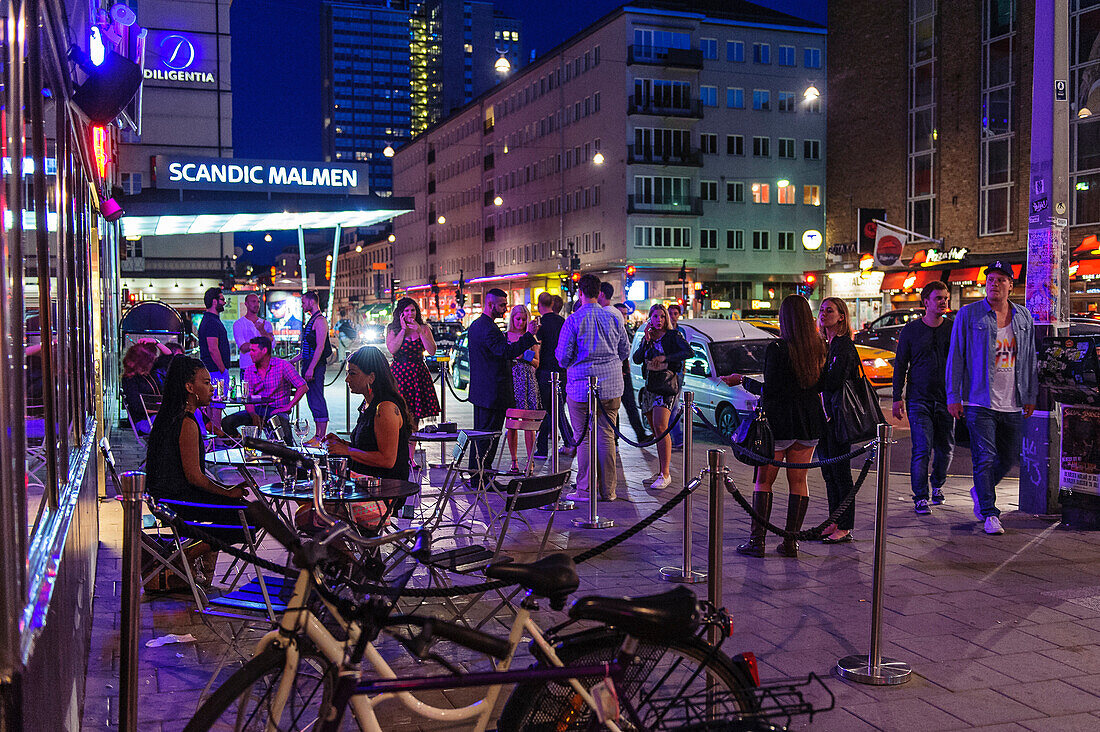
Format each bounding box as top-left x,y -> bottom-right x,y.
627,144 -> 702,167
627,95 -> 703,118
627,45 -> 704,69
627,195 -> 702,216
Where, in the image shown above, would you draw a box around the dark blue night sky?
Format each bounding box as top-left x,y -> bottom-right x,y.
231,0 -> 825,266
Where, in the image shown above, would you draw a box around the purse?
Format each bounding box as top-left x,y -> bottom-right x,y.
646,368 -> 680,397
733,405 -> 774,467
828,358 -> 885,444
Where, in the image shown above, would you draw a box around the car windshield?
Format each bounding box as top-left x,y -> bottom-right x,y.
708,338 -> 774,375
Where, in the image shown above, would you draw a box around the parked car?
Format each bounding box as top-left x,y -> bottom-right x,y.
743,318 -> 896,387
427,320 -> 465,371
630,320 -> 772,437
449,330 -> 472,396
853,309 -> 927,351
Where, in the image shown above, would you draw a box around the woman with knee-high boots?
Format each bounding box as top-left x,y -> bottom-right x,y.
817,297 -> 861,544
722,295 -> 825,558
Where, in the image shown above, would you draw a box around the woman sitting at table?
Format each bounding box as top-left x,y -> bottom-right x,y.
121,340 -> 170,435
323,346 -> 413,529
146,356 -> 250,583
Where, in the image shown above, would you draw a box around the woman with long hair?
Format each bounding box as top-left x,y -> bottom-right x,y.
505,304 -> 541,472
145,356 -> 250,581
723,295 -> 826,557
324,346 -> 414,529
385,297 -> 440,424
817,297 -> 862,544
121,340 -> 167,435
633,303 -> 693,490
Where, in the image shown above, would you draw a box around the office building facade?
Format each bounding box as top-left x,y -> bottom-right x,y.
392,1 -> 827,320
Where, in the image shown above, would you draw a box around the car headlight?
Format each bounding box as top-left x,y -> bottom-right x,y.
863,358 -> 889,370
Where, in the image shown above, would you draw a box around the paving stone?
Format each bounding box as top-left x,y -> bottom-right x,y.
845,697 -> 968,730
994,679 -> 1100,717
926,689 -> 1045,727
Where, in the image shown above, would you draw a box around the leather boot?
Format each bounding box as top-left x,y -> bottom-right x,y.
736,491 -> 772,558
777,494 -> 810,557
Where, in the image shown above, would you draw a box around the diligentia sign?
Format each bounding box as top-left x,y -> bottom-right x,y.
154,155 -> 371,195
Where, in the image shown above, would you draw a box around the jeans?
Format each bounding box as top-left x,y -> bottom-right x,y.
567,396 -> 622,499
535,371 -> 572,455
303,367 -> 328,421
907,400 -> 955,501
965,406 -> 1022,518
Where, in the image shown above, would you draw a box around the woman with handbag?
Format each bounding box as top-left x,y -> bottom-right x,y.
818,297 -> 863,544
722,295 -> 825,558
633,303 -> 693,490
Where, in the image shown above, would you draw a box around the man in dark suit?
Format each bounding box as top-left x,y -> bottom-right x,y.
534,291 -> 569,458
468,288 -> 538,471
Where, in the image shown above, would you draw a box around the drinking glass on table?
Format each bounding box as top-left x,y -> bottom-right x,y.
293,418 -> 311,446
328,457 -> 348,491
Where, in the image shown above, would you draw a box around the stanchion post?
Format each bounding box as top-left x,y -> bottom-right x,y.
439,359 -> 448,424
119,471 -> 145,732
543,370 -> 574,512
345,379 -> 351,431
706,449 -> 724,646
573,375 -> 612,528
661,392 -> 704,583
836,423 -> 912,685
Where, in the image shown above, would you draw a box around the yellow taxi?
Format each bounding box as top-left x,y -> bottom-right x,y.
740,318 -> 895,388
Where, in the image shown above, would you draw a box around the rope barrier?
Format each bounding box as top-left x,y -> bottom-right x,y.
324,358 -> 348,388
596,399 -> 682,448
723,456 -> 874,540
442,368 -> 471,403
692,406 -> 875,468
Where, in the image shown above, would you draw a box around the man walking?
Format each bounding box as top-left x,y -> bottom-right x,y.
233,292 -> 274,375
223,336 -> 307,441
893,281 -> 954,515
291,291 -> 331,445
534,291 -> 569,459
947,262 -> 1037,535
198,287 -> 230,430
557,274 -> 631,502
467,288 -> 538,472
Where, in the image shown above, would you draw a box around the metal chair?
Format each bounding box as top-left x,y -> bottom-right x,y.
501,407 -> 547,476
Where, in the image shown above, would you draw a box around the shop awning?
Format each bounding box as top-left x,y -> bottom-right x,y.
1073,259 -> 1100,278
949,264 -> 1023,284
880,270 -> 940,292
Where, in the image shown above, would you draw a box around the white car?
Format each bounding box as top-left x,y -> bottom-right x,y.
629,320 -> 774,437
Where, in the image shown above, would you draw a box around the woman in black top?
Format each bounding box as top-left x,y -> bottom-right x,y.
146,357 -> 250,579
633,304 -> 693,491
818,297 -> 862,544
325,346 -> 413,529
723,295 -> 825,558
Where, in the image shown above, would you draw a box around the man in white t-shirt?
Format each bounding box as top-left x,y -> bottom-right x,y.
946,261 -> 1037,536
233,292 -> 274,373
598,281 -> 626,327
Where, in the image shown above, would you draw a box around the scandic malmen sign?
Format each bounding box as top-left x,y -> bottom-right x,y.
154,156 -> 371,195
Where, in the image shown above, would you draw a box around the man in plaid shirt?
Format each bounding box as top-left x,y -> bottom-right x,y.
222,336 -> 307,438
556,274 -> 631,502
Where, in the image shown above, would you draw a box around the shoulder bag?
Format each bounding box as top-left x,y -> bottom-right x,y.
829,358 -> 885,444
733,405 -> 774,467
643,335 -> 680,396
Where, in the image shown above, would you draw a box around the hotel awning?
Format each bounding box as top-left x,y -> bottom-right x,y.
118,188 -> 413,237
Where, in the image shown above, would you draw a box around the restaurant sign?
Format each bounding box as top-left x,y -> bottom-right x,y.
910,247 -> 969,266
154,155 -> 371,195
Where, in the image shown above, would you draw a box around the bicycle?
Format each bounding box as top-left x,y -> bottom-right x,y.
177,438 -> 803,731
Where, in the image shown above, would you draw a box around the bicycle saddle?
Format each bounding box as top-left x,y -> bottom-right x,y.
568,585 -> 700,641
484,553 -> 580,609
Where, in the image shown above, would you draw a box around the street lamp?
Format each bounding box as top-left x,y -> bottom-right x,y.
383,144 -> 395,158
592,151 -> 605,165
803,84 -> 820,100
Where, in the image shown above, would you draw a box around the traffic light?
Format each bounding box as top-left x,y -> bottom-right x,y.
570,252 -> 581,271
560,275 -> 572,296
625,264 -> 636,290
797,272 -> 818,298
456,269 -> 466,307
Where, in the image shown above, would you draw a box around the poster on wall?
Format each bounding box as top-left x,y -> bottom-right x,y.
1061,406 -> 1100,496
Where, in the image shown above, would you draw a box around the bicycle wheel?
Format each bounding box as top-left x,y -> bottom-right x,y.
497,628 -> 758,732
184,641 -> 337,732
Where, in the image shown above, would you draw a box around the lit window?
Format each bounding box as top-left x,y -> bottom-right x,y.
777,184 -> 796,204
751,183 -> 770,204
803,185 -> 821,206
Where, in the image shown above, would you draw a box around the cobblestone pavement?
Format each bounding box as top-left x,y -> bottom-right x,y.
82,379 -> 1100,730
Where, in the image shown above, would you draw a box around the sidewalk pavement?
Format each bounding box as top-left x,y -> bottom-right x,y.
82,394 -> 1100,730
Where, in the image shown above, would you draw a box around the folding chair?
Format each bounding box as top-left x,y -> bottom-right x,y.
422,470 -> 570,629
501,408 -> 547,476
417,429 -> 502,533
26,417 -> 47,490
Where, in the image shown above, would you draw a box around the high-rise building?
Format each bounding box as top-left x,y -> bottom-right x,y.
392,0 -> 826,321
826,1 -> 1100,321
323,0 -> 414,192
410,0 -> 523,135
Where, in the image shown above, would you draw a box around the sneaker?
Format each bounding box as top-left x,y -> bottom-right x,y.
931,489 -> 946,505
565,490 -> 589,502
984,516 -> 1005,535
969,486 -> 983,519
914,499 -> 931,515
649,474 -> 672,490
671,442 -> 684,450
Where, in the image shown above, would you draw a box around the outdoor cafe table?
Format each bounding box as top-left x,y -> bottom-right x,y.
257,477 -> 420,531
412,428 -> 497,468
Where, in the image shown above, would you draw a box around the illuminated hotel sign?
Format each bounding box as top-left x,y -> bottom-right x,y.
144,30 -> 217,87
154,155 -> 371,195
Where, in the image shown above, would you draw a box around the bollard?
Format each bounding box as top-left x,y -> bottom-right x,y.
573,375 -> 613,529
661,392 -> 705,583
119,471 -> 146,732
706,449 -> 724,647
836,423 -> 912,685
542,370 -> 574,511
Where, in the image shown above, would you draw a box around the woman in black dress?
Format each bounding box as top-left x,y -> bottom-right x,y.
325,346 -> 413,528
817,297 -> 862,544
723,295 -> 825,558
145,356 -> 250,582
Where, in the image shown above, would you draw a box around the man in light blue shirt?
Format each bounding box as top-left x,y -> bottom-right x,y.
557,274 -> 631,501
946,261 -> 1037,535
